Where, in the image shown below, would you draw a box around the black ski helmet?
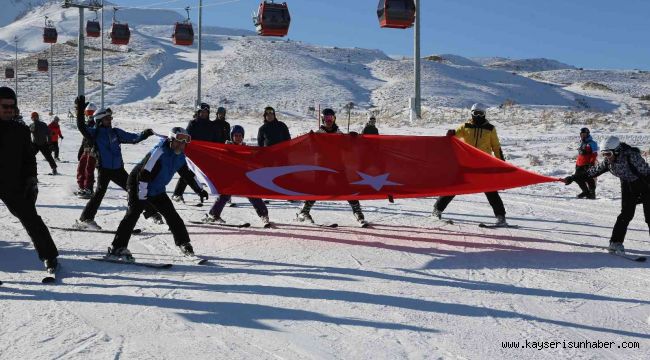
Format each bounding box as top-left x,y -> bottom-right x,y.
322,108 -> 335,117
580,127 -> 590,135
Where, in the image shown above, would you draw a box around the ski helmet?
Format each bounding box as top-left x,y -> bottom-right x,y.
94,108 -> 112,122
602,136 -> 620,151
368,115 -> 376,126
216,107 -> 226,114
470,103 -> 486,114
230,125 -> 245,139
580,127 -> 590,134
85,102 -> 97,116
264,106 -> 275,115
322,108 -> 335,117
169,126 -> 191,143
197,103 -> 210,112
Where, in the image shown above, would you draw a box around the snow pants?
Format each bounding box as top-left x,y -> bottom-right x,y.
611,179 -> 650,244
434,192 -> 506,217
32,144 -> 57,171
209,195 -> 268,218
574,165 -> 596,195
173,178 -> 188,198
50,141 -> 60,159
113,193 -> 190,249
1,192 -> 58,261
76,153 -> 97,190
299,200 -> 365,220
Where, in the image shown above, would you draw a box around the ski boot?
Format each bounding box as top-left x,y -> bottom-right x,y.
171,195 -> 185,203
178,242 -> 195,256
147,213 -> 165,225
202,214 -> 225,224
494,215 -> 508,227
296,211 -> 314,223
608,242 -> 625,254
432,208 -> 442,220
576,192 -> 588,199
43,258 -> 58,271
260,215 -> 272,228
106,247 -> 135,262
73,219 -> 102,230
354,211 -> 369,227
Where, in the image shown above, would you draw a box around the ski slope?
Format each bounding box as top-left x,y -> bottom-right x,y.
1,111 -> 649,359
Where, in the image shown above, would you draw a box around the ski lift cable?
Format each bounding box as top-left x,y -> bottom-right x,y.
116,0 -> 241,11
0,7 -> 65,53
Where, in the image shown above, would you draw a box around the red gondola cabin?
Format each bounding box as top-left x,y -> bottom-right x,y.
5,68 -> 14,79
377,0 -> 416,29
110,23 -> 130,45
86,20 -> 101,38
37,59 -> 48,72
172,23 -> 194,46
254,1 -> 290,37
43,26 -> 58,43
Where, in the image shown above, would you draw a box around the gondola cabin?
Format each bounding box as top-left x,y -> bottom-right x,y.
5,68 -> 14,79
37,59 -> 48,72
377,0 -> 416,29
86,20 -> 101,38
43,26 -> 58,43
110,23 -> 130,45
172,22 -> 194,46
254,1 -> 290,37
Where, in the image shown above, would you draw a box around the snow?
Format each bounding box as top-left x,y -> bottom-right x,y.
1,3 -> 650,359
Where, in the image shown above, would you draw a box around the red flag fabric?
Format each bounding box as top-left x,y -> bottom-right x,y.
185,134 -> 559,200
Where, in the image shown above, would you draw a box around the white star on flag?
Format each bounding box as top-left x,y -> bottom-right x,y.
351,172 -> 402,191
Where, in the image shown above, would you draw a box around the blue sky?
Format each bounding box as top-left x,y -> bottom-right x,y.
113,0 -> 649,70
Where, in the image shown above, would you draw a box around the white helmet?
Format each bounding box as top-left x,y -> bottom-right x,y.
470,103 -> 487,113
94,107 -> 112,121
85,102 -> 97,116
602,136 -> 621,151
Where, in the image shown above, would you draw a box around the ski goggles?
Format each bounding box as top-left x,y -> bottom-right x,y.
601,150 -> 614,158
197,103 -> 210,111
172,133 -> 192,144
471,110 -> 485,117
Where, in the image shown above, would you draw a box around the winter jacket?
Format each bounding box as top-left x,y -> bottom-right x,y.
454,119 -> 504,160
585,144 -> 650,183
48,122 -> 63,142
29,120 -> 51,146
576,135 -> 598,166
257,119 -> 291,147
213,119 -> 231,144
0,120 -> 37,194
317,124 -> 343,134
135,139 -> 203,198
77,114 -> 148,170
362,124 -> 379,135
186,117 -> 220,142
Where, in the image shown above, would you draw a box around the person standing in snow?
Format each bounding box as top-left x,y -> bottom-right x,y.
564,136 -> 650,254
0,86 -> 59,271
296,108 -> 368,226
73,95 -> 162,230
48,116 -> 64,161
213,106 -> 231,143
257,106 -> 291,147
202,125 -> 271,226
172,103 -> 222,203
433,103 -> 509,226
75,103 -> 98,198
29,111 -> 58,175
362,115 -> 379,135
109,127 -> 209,261
572,127 -> 599,199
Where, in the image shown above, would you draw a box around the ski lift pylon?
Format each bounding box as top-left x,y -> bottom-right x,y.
110,7 -> 130,45
377,0 -> 416,29
253,1 -> 290,37
172,6 -> 194,46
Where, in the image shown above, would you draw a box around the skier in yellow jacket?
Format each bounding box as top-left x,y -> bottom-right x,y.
433,103 -> 509,227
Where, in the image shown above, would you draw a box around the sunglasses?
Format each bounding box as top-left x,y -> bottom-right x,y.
471,110 -> 485,116
601,150 -> 614,158
264,111 -> 274,115
0,103 -> 15,110
173,133 -> 192,144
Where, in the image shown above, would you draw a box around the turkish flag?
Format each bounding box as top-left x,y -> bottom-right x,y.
185,133 -> 559,200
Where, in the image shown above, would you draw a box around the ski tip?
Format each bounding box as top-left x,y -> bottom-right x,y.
133,228 -> 143,234
241,223 -> 251,228
42,276 -> 56,284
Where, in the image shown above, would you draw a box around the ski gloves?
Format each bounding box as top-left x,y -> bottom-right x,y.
563,176 -> 575,185
198,189 -> 209,203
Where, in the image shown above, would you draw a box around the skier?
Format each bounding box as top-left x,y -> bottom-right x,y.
29,111 -> 58,175
172,103 -> 221,203
434,103 -> 509,226
572,127 -> 599,199
362,115 -> 379,135
257,106 -> 291,147
73,95 -> 162,229
202,125 -> 271,226
109,127 -> 209,261
296,108 -> 368,226
213,106 -> 231,143
0,87 -> 59,272
48,116 -> 64,161
564,136 -> 650,254
75,102 -> 98,198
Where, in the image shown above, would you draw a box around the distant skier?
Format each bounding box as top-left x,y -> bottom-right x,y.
564,136 -> 650,254
29,111 -> 58,175
48,116 -> 64,161
257,106 -> 291,147
172,103 -> 222,203
296,108 -> 368,226
0,86 -> 59,271
109,127 -> 209,261
202,125 -> 271,227
73,95 -> 162,230
434,103 -> 509,226
76,102 -> 98,198
362,115 -> 379,135
213,106 -> 231,143
572,127 -> 598,199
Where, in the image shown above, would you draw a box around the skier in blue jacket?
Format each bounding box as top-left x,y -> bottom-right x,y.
73,95 -> 161,230
109,127 -> 209,261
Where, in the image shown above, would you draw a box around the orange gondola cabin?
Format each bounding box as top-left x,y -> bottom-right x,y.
37,59 -> 48,72
254,1 -> 290,37
173,23 -> 194,46
377,0 -> 416,29
86,20 -> 101,38
43,26 -> 58,43
110,23 -> 130,45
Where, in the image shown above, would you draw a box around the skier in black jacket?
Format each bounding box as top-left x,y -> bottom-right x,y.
29,111 -> 58,175
0,87 -> 59,271
257,106 -> 291,147
362,116 -> 379,135
213,106 -> 231,143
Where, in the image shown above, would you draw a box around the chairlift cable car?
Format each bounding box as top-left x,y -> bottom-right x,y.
86,10 -> 101,38
37,59 -> 49,72
43,16 -> 58,44
110,7 -> 130,45
253,1 -> 290,37
377,0 -> 416,29
172,6 -> 194,46
5,68 -> 14,79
